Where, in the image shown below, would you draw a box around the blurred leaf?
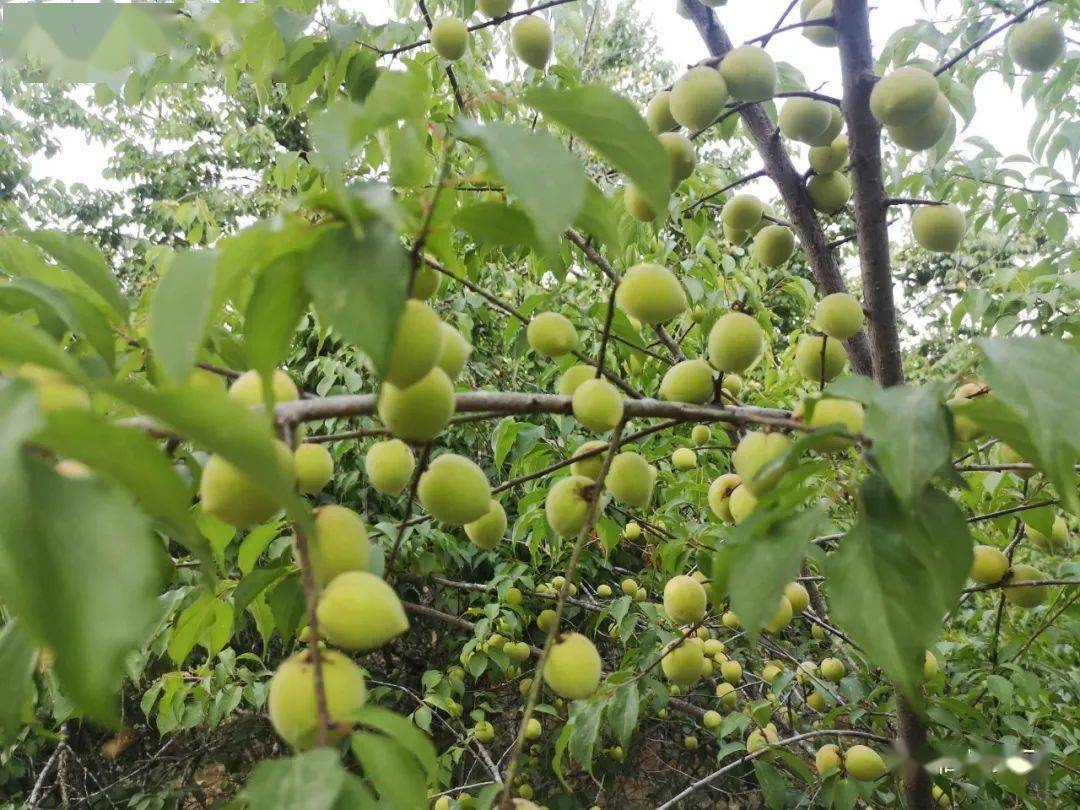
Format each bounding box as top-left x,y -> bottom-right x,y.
0,619 -> 37,744
149,250 -> 218,384
355,706 -> 437,781
606,680 -> 639,749
455,203 -> 538,250
574,181 -> 622,253
864,384 -> 951,506
245,253 -> 308,378
23,230 -> 127,319
245,749 -> 348,810
351,730 -> 429,809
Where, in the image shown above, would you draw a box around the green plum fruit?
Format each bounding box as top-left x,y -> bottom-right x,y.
615,263 -> 687,324
708,312 -> 765,372
669,66 -> 729,131
377,367 -> 455,442
417,453 -> 491,524
317,571 -> 409,650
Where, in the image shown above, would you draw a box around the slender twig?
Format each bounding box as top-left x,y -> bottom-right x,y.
655,325 -> 687,363
386,444 -> 432,574
964,579 -> 1080,594
744,16 -> 836,45
1006,590 -> 1080,663
945,171 -> 1078,200
595,275 -> 621,377
409,144 -> 452,279
416,0 -> 467,112
758,0 -> 800,48
969,499 -> 1056,524
28,738 -> 66,808
682,169 -> 767,214
886,197 -> 946,207
934,0 -> 1052,76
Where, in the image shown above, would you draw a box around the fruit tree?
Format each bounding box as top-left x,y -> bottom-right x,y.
0,0 -> 1078,808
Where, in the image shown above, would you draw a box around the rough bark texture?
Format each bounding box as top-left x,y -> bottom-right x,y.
681,0 -> 874,378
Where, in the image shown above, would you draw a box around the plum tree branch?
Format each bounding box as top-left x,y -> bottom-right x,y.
416,0 -> 467,112
757,0 -> 800,48
385,443 -> 432,574
744,16 -> 836,46
934,0 -> 1052,76
682,169 -> 767,214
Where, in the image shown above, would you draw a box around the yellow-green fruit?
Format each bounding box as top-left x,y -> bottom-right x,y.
808,398 -> 865,452
932,784 -> 953,808
794,335 -> 847,383
430,17 -> 468,60
912,204 -> 966,253
557,364 -> 596,397
1026,516 -> 1068,553
436,322 -> 472,380
659,132 -> 697,187
844,745 -> 886,781
365,438 -> 415,495
784,582 -> 810,615
433,797 -> 451,810
527,312 -> 578,358
999,444 -> 1033,479
596,584 -> 613,598
708,312 -> 765,373
702,638 -> 723,655
763,596 -> 793,634
722,374 -> 744,397
799,0 -> 819,18
605,451 -> 656,508
507,586 -> 523,606
199,440 -> 295,527
524,717 -> 542,740
923,650 -> 939,680
228,369 -> 299,406
722,611 -> 740,629
294,443 -> 333,494
722,194 -> 764,231
306,505 -> 370,586
646,90 -> 678,134
386,300 -> 443,389
947,382 -> 984,442
747,723 -> 778,753
570,440 -> 607,481
465,500 -> 507,550
702,709 -> 722,729
418,454 -> 491,525
317,571 -> 409,650
869,66 -> 940,127
669,66 -> 729,131
664,575 -> 708,624
660,359 -> 714,403
545,475 -> 593,537
762,662 -> 782,683
811,624 -> 826,640
692,424 -> 711,446
662,638 -> 705,686
623,522 -> 641,541
888,92 -> 951,151
572,378 -> 624,433
806,690 -> 827,711
809,135 -> 848,174
815,744 -> 841,775
1003,564 -> 1049,607
478,0 -> 512,19
615,263 -> 687,324
733,431 -> 790,495
820,657 -> 845,682
814,293 -> 864,341
268,649 -> 366,749
807,172 -> 851,214
728,484 -> 758,524
708,473 -> 742,522
377,368 -> 455,442
715,681 -> 737,708
810,106 -> 845,147
969,544 -> 1009,584
672,447 -> 697,470
721,658 -> 743,684
536,608 -> 558,633
796,660 -> 818,684
753,225 -> 796,268
803,1 -> 837,47
624,183 -> 657,222
684,735 -> 699,750
473,720 -> 495,742
1009,15 -> 1065,72
511,15 -> 553,70
188,367 -> 227,392
720,45 -> 777,101
779,97 -> 833,144
724,222 -> 750,245
634,587 -> 647,602
621,577 -> 639,596
543,632 -> 602,699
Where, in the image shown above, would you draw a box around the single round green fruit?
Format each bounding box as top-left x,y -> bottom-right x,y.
970,544 -> 1009,584
779,97 -> 833,144
386,300 -> 443,389
377,367 -> 455,442
436,322 -> 472,380
869,66 -> 940,127
662,638 -> 705,686
728,484 -> 758,524
809,105 -> 845,147
317,571 -> 409,650
430,17 -> 468,60
924,650 -> 939,680
616,263 -> 687,324
747,722 -> 779,753
228,369 -> 299,406
722,194 -> 764,231
814,293 -> 864,341
536,608 -> 558,633
527,312 -> 578,357
807,398 -> 865,451
545,475 -> 593,537
809,135 -> 848,174
912,204 -> 966,253
670,66 -> 729,131
708,472 -> 742,522
621,577 -> 639,596
570,440 -> 607,481
1009,15 -> 1065,72
753,225 -> 796,268
721,658 -> 743,684
596,583 -> 613,598
294,443 -> 333,494
684,735 -> 699,750
572,378 -> 624,433
764,596 -> 794,633
268,649 -> 366,749
887,92 -> 951,151
815,744 -> 841,775
524,717 -> 542,740
465,500 -> 507,550
692,424 -> 711,446
803,1 -> 837,47
708,312 -> 765,372
623,522 -> 641,541
1003,564 -> 1049,607
807,172 -> 851,214
672,447 -> 697,470
733,431 -> 791,495
820,657 -> 845,682
660,359 -> 714,403
844,745 -> 886,781
478,0 -> 513,19
418,453 -> 491,525
785,582 -> 811,617
365,438 -> 415,495
199,440 -> 296,527
605,451 -> 656,508
306,505 -> 370,586
557,364 -> 596,397
543,632 -> 602,699
624,183 -> 657,222
794,335 -> 847,383
664,575 -> 708,624
659,132 -> 697,187
720,45 -> 777,101
646,90 -> 678,133
1026,516 -> 1069,554
512,16 -> 553,70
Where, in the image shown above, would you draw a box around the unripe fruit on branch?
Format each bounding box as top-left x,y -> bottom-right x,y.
477,0 -> 512,20
616,263 -> 687,324
19,367 -> 90,413
806,690 -> 827,711
753,225 -> 796,268
1003,564 -> 1049,607
473,720 -> 495,742
411,264 -> 442,300
808,135 -> 848,174
527,312 -> 577,357
430,17 -> 468,60
662,638 -> 706,686
436,322 -> 472,380
912,204 -> 966,253
715,680 -> 737,708
545,475 -> 594,537
721,194 -> 764,231
733,431 -> 790,495
1009,15 -> 1065,72
465,500 -> 507,550
998,444 -> 1032,479
746,723 -> 778,753
669,66 -> 729,131
645,90 -> 678,134
763,595 -> 793,633
721,658 -> 743,684
692,424 -> 711,446
512,16 -> 553,70
672,447 -> 697,470
779,98 -> 833,145
605,451 -> 656,508
814,293 -> 864,341
624,183 -> 658,222
784,581 -> 810,615
946,381 -> 985,443
377,367 -> 455,441
543,632 -> 602,699
815,744 -> 841,775
794,335 -> 847,384
708,312 -> 765,372
969,544 -> 1008,584
724,222 -> 750,245
722,374 -> 743,397
557,364 -> 596,397
385,300 -> 443,388
664,575 -> 708,624
923,650 -> 939,680
623,522 -> 641,541
887,93 -> 952,151
720,45 -> 777,102
317,571 -> 409,650
728,484 -> 758,524
799,0 -> 820,19
229,368 -> 299,406
572,378 -> 624,433
844,745 -> 886,781
820,657 -> 845,682
809,106 -> 845,148
869,66 -> 940,127
418,453 -> 492,524
761,662 -> 782,683
803,1 -> 837,48
621,578 -> 639,596
199,440 -> 295,527
268,649 -> 366,749
660,359 -> 714,404
294,443 -> 333,494
659,132 -> 697,187
570,440 -> 607,481
536,608 -> 558,633
684,735 -> 699,750
703,709 -> 722,729
807,172 -> 851,214
1026,516 -> 1069,554
305,505 -> 370,586
364,438 -> 415,495
807,398 -> 864,452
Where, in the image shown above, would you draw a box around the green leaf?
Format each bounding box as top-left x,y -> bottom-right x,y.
565,697 -> 605,776
245,749 -> 348,810
573,181 -> 622,253
606,681 -> 639,749
268,571 -> 305,642
149,250 -> 218,383
355,706 -> 438,781
351,730 -> 429,809
525,84 -> 670,215
303,222 -> 409,378
456,119 -> 587,258
864,384 -> 951,506
245,253 -> 309,377
0,278 -> 115,367
0,316 -> 87,382
0,619 -> 37,744
455,202 -> 539,250
232,567 -> 288,624
975,337 -> 1080,514
825,476 -> 972,700
22,230 -> 127,319
168,591 -> 231,665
